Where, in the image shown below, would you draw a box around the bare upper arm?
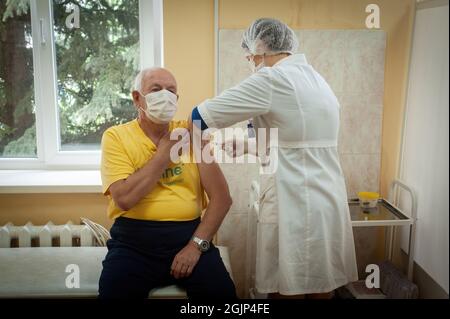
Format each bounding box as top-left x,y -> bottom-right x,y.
197,159 -> 231,203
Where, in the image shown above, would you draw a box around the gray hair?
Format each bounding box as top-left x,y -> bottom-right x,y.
133,67 -> 160,92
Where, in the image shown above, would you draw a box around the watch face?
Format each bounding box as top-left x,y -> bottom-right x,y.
200,240 -> 210,252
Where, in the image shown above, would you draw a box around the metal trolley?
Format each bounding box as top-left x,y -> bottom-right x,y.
349,179 -> 417,280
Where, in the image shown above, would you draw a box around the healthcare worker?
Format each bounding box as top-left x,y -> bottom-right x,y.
190,18 -> 358,298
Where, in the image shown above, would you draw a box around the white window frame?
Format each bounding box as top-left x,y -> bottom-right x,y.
0,0 -> 163,170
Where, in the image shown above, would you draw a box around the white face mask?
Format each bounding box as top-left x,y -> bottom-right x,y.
248,56 -> 265,73
141,89 -> 178,124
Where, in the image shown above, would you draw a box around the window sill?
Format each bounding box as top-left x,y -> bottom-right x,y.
0,170 -> 102,194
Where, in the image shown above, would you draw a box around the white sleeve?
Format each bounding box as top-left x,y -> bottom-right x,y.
197,69 -> 273,129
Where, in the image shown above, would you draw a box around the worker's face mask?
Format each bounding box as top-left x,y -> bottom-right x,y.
248,55 -> 265,73
140,89 -> 178,124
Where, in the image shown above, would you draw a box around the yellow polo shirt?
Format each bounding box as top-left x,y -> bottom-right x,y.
101,119 -> 206,221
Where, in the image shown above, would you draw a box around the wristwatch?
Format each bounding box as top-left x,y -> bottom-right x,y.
191,236 -> 210,252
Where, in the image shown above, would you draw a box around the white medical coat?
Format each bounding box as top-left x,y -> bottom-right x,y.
197,54 -> 358,295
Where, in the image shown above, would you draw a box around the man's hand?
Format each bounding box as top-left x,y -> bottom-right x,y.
170,241 -> 201,279
156,128 -> 190,162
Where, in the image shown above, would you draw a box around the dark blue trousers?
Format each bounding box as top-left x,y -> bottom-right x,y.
98,217 -> 237,300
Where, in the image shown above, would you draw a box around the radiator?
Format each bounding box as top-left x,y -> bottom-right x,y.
0,221 -> 96,248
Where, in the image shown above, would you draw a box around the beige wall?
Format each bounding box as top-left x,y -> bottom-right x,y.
0,0 -> 414,236
0,194 -> 111,229
165,0 -> 215,120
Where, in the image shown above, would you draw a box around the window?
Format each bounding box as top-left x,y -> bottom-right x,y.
0,0 -> 163,169
54,0 -> 139,151
0,1 -> 36,158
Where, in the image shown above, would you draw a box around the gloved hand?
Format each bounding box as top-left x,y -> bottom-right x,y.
220,137 -> 257,157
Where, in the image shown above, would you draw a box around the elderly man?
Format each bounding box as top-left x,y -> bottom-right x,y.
98,67 -> 236,299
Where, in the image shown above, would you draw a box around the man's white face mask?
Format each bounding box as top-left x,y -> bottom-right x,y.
141,89 -> 178,124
